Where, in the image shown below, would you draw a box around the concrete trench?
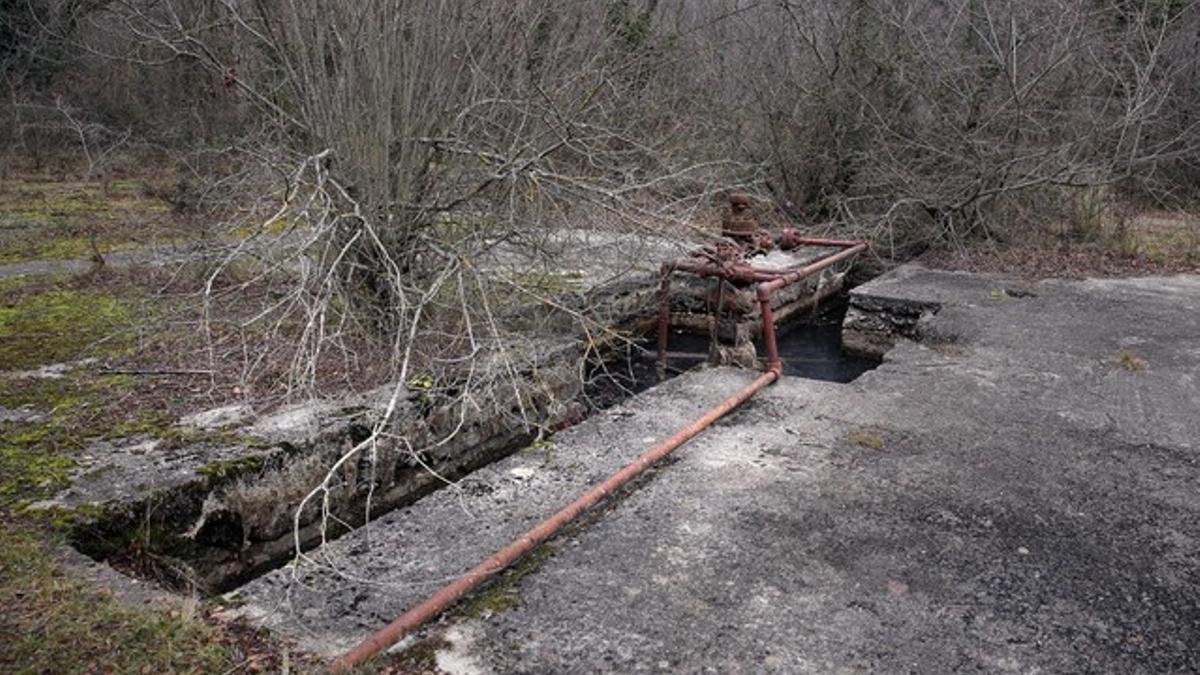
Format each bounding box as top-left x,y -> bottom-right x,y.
223,264 -> 1200,673
54,242 -> 868,603
49,259 -> 1200,673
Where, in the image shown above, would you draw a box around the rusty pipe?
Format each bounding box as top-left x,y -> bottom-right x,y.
784,236 -> 865,249
757,285 -> 782,373
657,259 -> 779,379
657,242 -> 866,377
333,368 -> 781,671
755,241 -> 867,372
668,257 -> 783,284
758,242 -> 868,295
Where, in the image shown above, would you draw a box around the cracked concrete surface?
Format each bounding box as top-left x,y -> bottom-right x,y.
234,264 -> 1200,673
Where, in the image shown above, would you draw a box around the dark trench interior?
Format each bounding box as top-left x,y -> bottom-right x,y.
585,295 -> 879,409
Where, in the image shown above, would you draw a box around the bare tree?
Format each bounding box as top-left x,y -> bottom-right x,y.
7,0 -> 1199,583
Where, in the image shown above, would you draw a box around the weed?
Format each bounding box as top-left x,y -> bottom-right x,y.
932,342 -> 966,358
1111,351 -> 1149,372
845,429 -> 885,450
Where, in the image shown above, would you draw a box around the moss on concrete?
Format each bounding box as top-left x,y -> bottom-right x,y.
0,285 -> 133,370
508,270 -> 586,295
845,429 -> 886,450
0,372 -> 134,508
0,442 -> 74,507
196,455 -> 266,482
380,636 -> 453,674
457,544 -> 557,619
230,216 -> 293,239
0,177 -> 176,264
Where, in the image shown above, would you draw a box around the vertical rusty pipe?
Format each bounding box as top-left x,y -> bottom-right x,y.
333,369 -> 781,671
755,241 -> 866,373
756,283 -> 781,373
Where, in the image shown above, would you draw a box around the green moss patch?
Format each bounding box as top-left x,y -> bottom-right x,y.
0,373 -> 140,508
0,178 -> 178,264
0,443 -> 74,507
0,286 -> 133,370
457,544 -> 557,619
845,429 -> 886,451
196,455 -> 266,481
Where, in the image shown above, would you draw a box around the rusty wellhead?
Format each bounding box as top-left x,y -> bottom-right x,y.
722,193 -> 759,239
722,193 -> 776,254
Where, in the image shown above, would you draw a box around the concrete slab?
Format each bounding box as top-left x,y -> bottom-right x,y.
231,368 -> 763,656
235,265 -> 1200,673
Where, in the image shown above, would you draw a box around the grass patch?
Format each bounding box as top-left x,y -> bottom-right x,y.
845,429 -> 885,450
0,176 -> 304,671
0,284 -> 133,370
1126,212 -> 1200,264
0,522 -> 237,674
0,177 -> 178,264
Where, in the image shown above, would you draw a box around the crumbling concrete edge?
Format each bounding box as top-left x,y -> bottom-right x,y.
841,285 -> 943,359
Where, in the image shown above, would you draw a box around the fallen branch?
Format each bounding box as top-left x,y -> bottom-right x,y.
98,367 -> 214,376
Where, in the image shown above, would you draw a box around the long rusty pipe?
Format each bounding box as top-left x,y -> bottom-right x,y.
758,242 -> 868,295
333,367 -> 782,671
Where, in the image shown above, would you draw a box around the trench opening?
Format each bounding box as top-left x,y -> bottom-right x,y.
651,294 -> 879,383
68,337 -> 688,595
69,270 -> 879,597
761,298 -> 880,382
